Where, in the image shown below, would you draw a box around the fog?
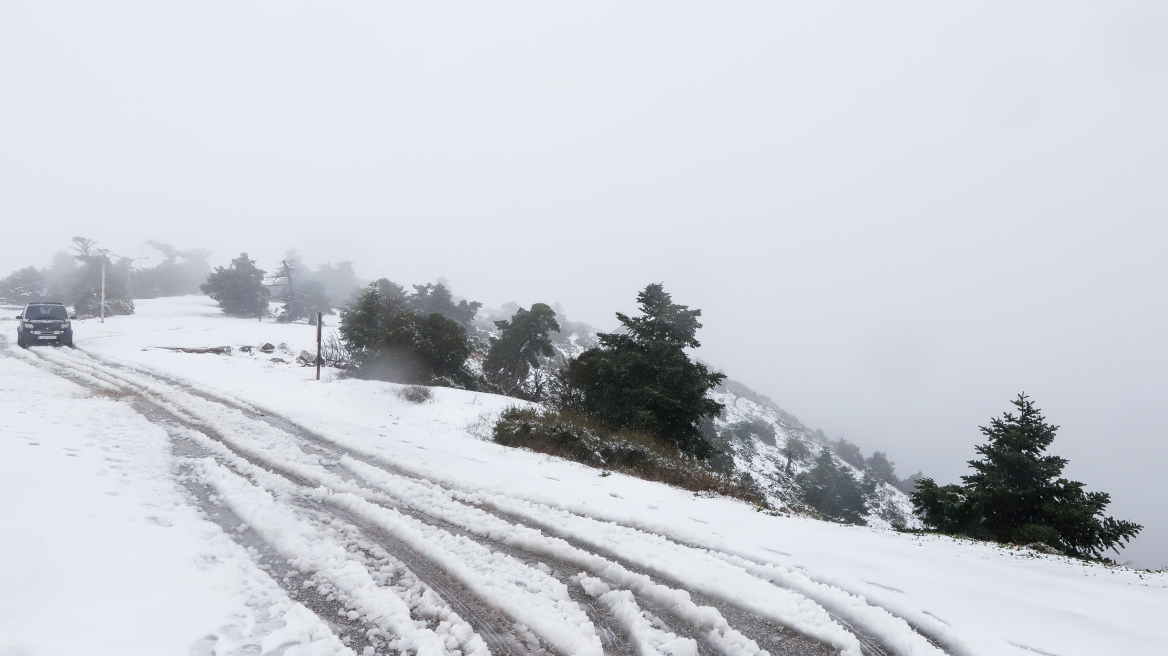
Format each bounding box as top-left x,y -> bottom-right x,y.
3,2 -> 1166,567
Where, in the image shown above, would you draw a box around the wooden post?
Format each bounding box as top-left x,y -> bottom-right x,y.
316,311 -> 322,380
100,254 -> 106,323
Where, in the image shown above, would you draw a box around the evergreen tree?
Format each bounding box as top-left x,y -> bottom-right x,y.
407,282 -> 481,328
864,451 -> 898,487
781,437 -> 811,474
138,241 -> 212,297
312,261 -> 362,307
339,279 -> 472,384
911,394 -> 1142,558
562,284 -> 725,457
798,447 -> 868,523
200,253 -> 270,318
67,239 -> 134,317
832,437 -> 866,469
270,257 -> 315,323
42,251 -> 78,301
0,267 -> 46,304
483,302 -> 561,399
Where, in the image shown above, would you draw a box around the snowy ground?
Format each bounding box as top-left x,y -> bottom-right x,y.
1,296 -> 1164,656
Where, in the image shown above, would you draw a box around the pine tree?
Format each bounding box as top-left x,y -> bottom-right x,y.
912,393 -> 1142,558
562,284 -> 726,457
483,302 -> 561,399
200,253 -> 270,318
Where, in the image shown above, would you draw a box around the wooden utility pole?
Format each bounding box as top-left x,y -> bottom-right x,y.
316,311 -> 323,380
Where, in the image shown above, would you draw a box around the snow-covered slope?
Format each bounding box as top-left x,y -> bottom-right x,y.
1,296 -> 1165,656
543,317 -> 919,528
709,381 -> 920,529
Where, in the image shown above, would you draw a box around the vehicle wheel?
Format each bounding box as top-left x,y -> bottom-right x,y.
62,336 -> 73,348
17,334 -> 28,349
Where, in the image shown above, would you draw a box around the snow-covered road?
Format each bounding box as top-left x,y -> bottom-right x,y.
2,297 -> 1165,656
2,339 -> 942,656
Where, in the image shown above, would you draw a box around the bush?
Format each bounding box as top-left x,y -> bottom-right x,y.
396,385 -> 433,404
493,407 -> 766,505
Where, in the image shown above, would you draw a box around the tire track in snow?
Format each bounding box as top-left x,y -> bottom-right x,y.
24,346 -> 598,656
30,346 -> 943,656
46,348 -> 838,656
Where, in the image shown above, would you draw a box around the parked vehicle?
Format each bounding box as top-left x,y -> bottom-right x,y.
15,302 -> 73,348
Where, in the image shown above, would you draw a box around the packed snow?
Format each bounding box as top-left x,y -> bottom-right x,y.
0,295 -> 1165,656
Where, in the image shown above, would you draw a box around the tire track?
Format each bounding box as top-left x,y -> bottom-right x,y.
26,345 -> 936,656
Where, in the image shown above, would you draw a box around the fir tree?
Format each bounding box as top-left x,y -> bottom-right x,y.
483,302 -> 561,399
562,284 -> 725,457
200,253 -> 270,318
912,393 -> 1142,558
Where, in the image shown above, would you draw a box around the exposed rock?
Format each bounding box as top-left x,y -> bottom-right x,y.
260,343 -> 275,353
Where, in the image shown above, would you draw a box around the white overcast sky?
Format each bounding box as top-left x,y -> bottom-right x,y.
2,2 -> 1166,567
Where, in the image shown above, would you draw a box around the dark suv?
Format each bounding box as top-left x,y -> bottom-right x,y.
15,303 -> 73,348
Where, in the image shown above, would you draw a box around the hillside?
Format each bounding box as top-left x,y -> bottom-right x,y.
709,381 -> 921,530
537,312 -> 920,528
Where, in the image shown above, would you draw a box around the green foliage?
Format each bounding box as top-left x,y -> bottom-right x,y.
0,267 -> 46,304
493,406 -> 765,505
339,279 -> 472,384
483,302 -> 560,399
560,284 -> 726,458
200,253 -> 270,318
798,447 -> 869,524
911,393 -> 1143,558
721,420 -> 777,447
864,451 -> 898,487
407,282 -> 481,328
781,437 -> 811,474
832,437 -> 866,469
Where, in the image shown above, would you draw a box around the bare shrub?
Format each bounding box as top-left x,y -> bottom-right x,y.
396,384 -> 433,404
321,333 -> 352,368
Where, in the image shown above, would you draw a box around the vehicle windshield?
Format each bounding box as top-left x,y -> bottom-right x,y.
26,305 -> 69,320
